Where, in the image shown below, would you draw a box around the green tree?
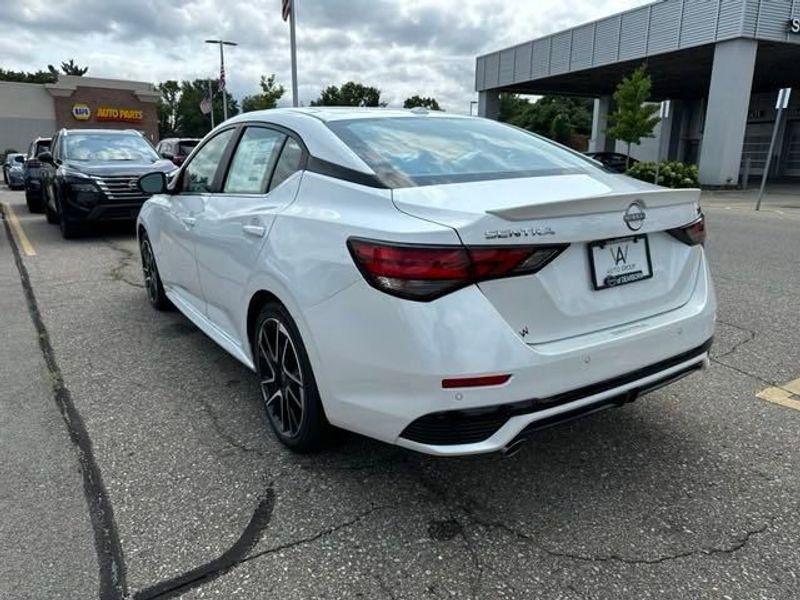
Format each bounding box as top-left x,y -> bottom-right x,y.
57,59 -> 89,76
606,65 -> 661,167
156,80 -> 181,139
176,79 -> 239,138
311,81 -> 385,107
403,95 -> 441,110
498,94 -> 592,146
241,74 -> 286,112
0,68 -> 57,84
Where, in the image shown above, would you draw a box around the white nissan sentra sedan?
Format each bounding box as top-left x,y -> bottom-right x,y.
136,107 -> 715,456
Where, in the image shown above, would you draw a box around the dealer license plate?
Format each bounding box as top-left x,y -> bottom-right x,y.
588,235 -> 652,290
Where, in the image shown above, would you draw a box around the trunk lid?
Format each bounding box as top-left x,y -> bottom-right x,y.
392,173 -> 703,344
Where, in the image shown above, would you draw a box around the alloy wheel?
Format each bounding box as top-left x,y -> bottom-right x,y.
257,318 -> 305,438
140,239 -> 158,304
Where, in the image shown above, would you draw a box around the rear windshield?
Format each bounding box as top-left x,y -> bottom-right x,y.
64,133 -> 158,162
178,141 -> 199,155
326,116 -> 598,187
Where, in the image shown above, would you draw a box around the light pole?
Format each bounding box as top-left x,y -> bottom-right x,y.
205,39 -> 237,121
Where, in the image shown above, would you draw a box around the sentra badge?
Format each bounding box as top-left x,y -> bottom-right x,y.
484,226 -> 555,240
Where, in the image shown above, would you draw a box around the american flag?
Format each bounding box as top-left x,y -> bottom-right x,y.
282,0 -> 292,21
219,64 -> 226,91
199,90 -> 212,115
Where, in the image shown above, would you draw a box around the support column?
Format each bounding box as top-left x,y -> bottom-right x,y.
698,39 -> 758,187
478,90 -> 500,120
589,96 -> 614,152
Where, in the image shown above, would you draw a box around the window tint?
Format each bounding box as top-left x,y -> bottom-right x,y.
183,129 -> 235,193
327,117 -> 600,187
269,138 -> 304,191
224,127 -> 284,194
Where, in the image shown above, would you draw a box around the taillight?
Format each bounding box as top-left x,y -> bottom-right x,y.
347,238 -> 568,301
667,213 -> 706,246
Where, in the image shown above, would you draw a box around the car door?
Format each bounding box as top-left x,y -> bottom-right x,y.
158,127 -> 236,315
194,125 -> 306,345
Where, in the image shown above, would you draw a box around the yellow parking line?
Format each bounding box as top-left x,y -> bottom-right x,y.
1,201 -> 36,256
757,382 -> 800,412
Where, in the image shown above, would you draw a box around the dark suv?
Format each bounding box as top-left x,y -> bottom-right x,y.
155,138 -> 200,166
23,137 -> 52,212
39,129 -> 175,238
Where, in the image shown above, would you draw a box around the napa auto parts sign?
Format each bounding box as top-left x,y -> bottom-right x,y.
72,103 -> 91,120
96,106 -> 144,123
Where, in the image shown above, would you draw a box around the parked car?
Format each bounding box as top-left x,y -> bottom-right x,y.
3,153 -> 26,188
23,137 -> 52,212
136,108 -> 715,456
585,151 -> 639,173
39,129 -> 175,238
155,138 -> 200,166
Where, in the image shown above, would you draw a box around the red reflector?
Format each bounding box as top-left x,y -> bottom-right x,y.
442,374 -> 512,389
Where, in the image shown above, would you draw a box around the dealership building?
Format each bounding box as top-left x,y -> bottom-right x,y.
476,0 -> 800,186
0,75 -> 159,153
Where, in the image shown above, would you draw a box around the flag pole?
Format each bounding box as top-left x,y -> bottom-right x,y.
290,1 -> 298,107
208,79 -> 215,128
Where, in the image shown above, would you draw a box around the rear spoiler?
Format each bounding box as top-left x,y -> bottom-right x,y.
488,188 -> 701,221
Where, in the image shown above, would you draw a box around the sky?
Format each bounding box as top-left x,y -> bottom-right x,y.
0,0 -> 650,113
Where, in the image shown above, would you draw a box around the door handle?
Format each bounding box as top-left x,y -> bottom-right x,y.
181,216 -> 197,227
242,224 -> 266,237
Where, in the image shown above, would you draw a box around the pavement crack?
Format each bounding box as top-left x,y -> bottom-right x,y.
194,395 -> 265,456
243,503 -> 396,564
469,514 -> 773,566
712,319 -> 757,359
104,238 -> 144,289
134,489 -> 275,600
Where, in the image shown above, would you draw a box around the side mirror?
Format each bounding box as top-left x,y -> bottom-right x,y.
14,155 -> 25,163
38,151 -> 54,165
138,171 -> 168,195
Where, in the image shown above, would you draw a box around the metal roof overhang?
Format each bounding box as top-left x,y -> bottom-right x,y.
489,41 -> 800,101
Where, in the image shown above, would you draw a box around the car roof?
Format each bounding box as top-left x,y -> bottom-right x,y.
61,128 -> 141,135
224,107 -> 471,175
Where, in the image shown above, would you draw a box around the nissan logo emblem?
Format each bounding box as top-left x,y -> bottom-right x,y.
623,201 -> 646,231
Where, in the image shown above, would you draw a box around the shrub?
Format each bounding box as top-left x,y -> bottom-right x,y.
626,160 -> 699,188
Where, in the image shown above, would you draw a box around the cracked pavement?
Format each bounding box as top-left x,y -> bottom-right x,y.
1,189 -> 799,599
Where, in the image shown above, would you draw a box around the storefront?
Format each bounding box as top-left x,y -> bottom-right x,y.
0,75 -> 159,153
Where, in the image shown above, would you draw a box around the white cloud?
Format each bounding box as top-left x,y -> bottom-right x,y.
0,0 -> 650,112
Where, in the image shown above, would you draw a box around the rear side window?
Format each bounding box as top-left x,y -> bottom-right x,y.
183,129 -> 235,193
327,117 -> 599,187
269,138 -> 304,191
224,127 -> 285,194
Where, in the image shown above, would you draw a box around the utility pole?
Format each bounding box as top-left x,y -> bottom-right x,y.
283,0 -> 299,107
205,39 -> 238,121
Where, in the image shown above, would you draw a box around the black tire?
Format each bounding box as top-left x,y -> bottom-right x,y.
59,212 -> 81,239
254,302 -> 326,452
139,233 -> 171,310
25,191 -> 43,213
44,184 -> 59,224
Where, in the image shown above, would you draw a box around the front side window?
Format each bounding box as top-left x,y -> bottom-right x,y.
183,129 -> 235,193
269,138 -> 304,191
224,127 -> 284,194
64,133 -> 158,162
327,116 -> 601,187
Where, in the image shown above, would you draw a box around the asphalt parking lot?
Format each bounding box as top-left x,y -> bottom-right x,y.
1,188 -> 799,600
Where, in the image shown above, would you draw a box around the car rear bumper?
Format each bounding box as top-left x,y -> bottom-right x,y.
302,250 -> 716,456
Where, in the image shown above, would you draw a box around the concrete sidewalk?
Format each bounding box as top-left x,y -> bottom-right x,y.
701,185 -> 800,217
